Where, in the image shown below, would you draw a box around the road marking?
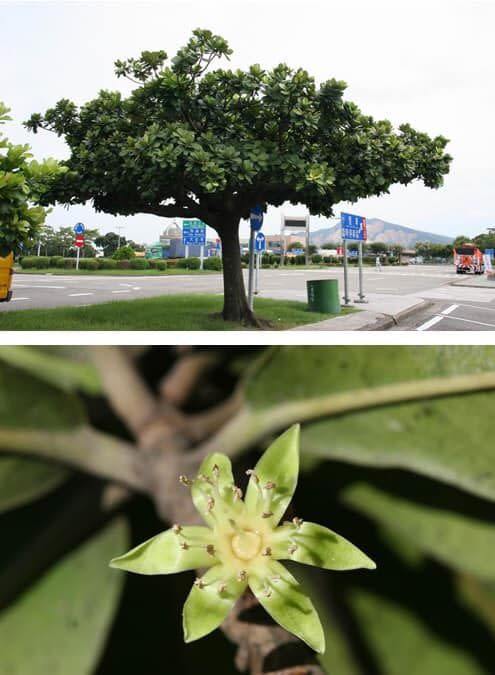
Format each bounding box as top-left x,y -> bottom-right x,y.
15,285 -> 67,289
10,297 -> 30,301
69,292 -> 94,297
441,304 -> 459,316
439,315 -> 495,329
112,290 -> 130,294
416,315 -> 444,331
457,303 -> 495,313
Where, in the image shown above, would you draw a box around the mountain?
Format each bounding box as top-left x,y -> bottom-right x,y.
309,218 -> 453,248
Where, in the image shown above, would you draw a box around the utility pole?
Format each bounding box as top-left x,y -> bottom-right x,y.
116,225 -> 125,249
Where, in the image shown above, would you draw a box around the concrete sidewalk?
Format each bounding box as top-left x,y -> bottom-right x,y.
451,276 -> 495,289
292,293 -> 429,331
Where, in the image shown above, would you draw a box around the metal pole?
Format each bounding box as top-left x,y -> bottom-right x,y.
200,245 -> 204,270
254,252 -> 260,295
306,215 -> 310,266
248,228 -> 256,310
343,239 -> 351,305
185,244 -> 189,259
76,246 -> 80,271
355,240 -> 367,303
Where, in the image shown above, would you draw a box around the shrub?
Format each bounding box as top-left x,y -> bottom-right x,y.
49,256 -> 65,268
165,258 -> 178,268
295,254 -> 306,265
98,258 -> 118,270
203,257 -> 222,271
311,254 -> 322,264
113,245 -> 136,260
177,257 -> 201,269
130,258 -> 150,270
64,258 -> 76,269
79,258 -> 99,270
154,260 -> 167,270
116,260 -> 131,270
19,256 -> 39,269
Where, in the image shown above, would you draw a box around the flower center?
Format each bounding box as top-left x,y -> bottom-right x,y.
231,530 -> 262,561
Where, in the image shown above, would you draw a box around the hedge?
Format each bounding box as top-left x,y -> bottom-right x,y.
203,257 -> 222,271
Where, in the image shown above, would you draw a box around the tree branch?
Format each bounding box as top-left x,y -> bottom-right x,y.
0,425 -> 145,491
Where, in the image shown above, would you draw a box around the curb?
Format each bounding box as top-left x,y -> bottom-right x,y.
362,299 -> 432,331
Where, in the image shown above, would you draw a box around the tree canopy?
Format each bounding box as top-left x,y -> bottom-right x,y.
25,29 -> 452,322
0,103 -> 65,255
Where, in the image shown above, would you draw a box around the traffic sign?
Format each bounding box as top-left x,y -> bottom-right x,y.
75,235 -> 85,248
254,232 -> 266,253
182,219 -> 206,246
250,206 -> 264,231
74,222 -> 85,235
485,248 -> 494,258
341,212 -> 367,241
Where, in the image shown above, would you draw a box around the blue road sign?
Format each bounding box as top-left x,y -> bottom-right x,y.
485,248 -> 495,258
254,232 -> 266,253
182,219 -> 206,246
340,212 -> 367,241
74,222 -> 85,235
250,206 -> 264,231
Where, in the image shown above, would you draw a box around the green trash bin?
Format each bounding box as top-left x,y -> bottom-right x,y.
307,278 -> 341,314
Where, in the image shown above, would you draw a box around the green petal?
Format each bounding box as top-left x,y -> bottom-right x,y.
249,560 -> 325,653
272,521 -> 376,571
245,425 -> 300,524
109,526 -> 216,575
191,453 -> 235,526
182,565 -> 246,642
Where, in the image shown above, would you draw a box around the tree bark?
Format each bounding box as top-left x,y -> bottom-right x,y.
218,218 -> 259,325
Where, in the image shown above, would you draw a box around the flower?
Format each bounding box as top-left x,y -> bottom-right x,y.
110,425 -> 376,653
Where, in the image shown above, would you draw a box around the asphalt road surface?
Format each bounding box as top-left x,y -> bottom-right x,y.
2,266 -> 494,331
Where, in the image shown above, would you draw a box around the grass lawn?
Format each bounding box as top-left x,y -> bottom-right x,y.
14,267 -> 219,276
0,294 -> 355,330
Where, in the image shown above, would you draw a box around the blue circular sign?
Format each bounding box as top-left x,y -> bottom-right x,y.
74,222 -> 85,234
250,206 -> 264,231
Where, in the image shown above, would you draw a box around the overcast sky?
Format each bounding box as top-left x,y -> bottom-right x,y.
1,0 -> 494,243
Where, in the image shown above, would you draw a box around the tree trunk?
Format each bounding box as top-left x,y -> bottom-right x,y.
218,219 -> 258,325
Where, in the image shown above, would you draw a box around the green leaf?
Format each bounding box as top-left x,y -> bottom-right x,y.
249,560 -> 325,653
245,425 -> 300,524
0,360 -> 86,512
182,564 -> 246,642
0,347 -> 101,395
191,453 -> 235,526
110,526 -> 216,574
0,516 -> 129,675
272,521 -> 376,570
343,482 -> 495,581
347,588 -> 486,675
244,347 -> 495,502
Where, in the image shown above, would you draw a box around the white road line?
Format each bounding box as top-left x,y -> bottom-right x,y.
10,297 -> 30,302
14,285 -> 66,289
457,303 -> 495,313
112,290 -> 131,294
441,304 -> 459,316
69,292 -> 94,297
416,315 -> 445,331
439,315 -> 495,329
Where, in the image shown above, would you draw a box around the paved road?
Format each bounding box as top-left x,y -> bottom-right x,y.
2,265 -> 455,311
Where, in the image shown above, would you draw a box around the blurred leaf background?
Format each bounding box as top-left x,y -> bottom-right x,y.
0,346 -> 494,675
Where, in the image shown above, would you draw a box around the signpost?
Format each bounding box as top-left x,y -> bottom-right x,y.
248,207 -> 264,309
340,212 -> 368,305
182,219 -> 206,268
73,223 -> 85,270
254,232 -> 266,295
280,214 -> 310,266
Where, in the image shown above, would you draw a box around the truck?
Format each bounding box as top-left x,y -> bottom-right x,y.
0,250 -> 14,302
453,243 -> 484,274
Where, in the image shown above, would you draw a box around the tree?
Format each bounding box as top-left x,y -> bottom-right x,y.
26,30 -> 452,324
453,235 -> 471,248
113,244 -> 136,260
369,242 -> 388,254
95,231 -> 127,256
288,241 -> 304,250
0,103 -> 65,255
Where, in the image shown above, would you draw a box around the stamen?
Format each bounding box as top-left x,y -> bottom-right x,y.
262,511 -> 273,519
172,524 -> 182,535
199,473 -> 214,485
237,569 -> 247,582
292,517 -> 304,528
180,542 -> 189,550
263,584 -> 272,598
194,578 -> 205,589
205,544 -> 216,556
232,486 -> 243,501
218,583 -> 227,594
264,481 -> 276,490
271,575 -> 281,583
206,497 -> 215,513
261,547 -> 272,556
212,464 -> 220,479
288,542 -> 298,555
179,475 -> 193,487
246,469 -> 260,484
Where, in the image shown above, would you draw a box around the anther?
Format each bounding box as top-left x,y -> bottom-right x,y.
288,543 -> 298,555
264,481 -> 276,490
179,475 -> 193,487
263,585 -> 272,598
262,511 -> 273,519
206,497 -> 215,512
194,578 -> 205,589
212,464 -> 220,479
199,473 -> 213,485
180,541 -> 189,550
262,547 -> 272,556
205,544 -> 215,556
292,517 -> 304,528
172,524 -> 182,535
237,570 -> 247,582
271,575 -> 281,583
218,583 -> 227,594
232,486 -> 243,501
246,469 -> 260,484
